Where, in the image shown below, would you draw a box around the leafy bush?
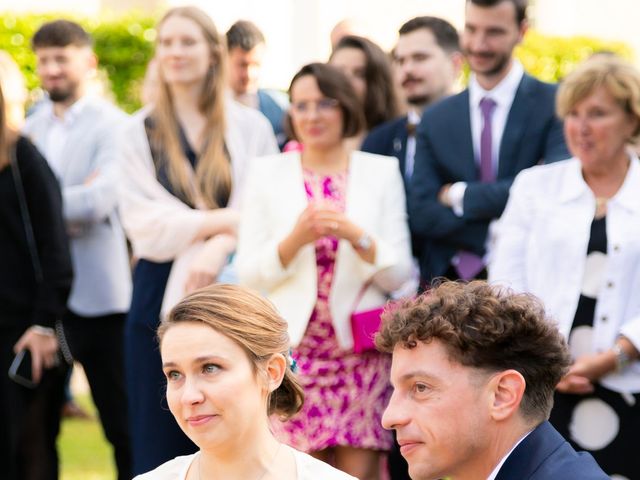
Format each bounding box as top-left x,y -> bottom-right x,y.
0,13 -> 634,112
516,31 -> 633,82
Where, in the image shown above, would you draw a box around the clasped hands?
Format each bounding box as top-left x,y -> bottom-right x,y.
556,350 -> 617,395
290,202 -> 361,247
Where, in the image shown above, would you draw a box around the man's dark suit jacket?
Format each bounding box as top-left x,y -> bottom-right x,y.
496,421 -> 608,479
362,116 -> 409,187
408,73 -> 569,282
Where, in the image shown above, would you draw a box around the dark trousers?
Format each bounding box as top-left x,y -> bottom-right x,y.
1,326 -> 68,480
63,311 -> 132,480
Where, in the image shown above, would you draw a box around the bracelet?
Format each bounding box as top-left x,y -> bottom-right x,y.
31,325 -> 56,337
612,343 -> 631,372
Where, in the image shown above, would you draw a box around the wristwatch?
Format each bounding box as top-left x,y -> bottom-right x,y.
354,233 -> 372,251
612,343 -> 631,372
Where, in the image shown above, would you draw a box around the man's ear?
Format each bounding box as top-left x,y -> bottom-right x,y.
517,19 -> 529,44
488,369 -> 526,421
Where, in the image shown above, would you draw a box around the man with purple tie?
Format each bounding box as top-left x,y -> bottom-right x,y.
408,0 -> 568,285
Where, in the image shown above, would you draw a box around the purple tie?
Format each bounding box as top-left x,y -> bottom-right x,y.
479,97 -> 497,182
454,97 -> 497,280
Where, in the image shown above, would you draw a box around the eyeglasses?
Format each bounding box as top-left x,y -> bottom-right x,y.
291,98 -> 340,115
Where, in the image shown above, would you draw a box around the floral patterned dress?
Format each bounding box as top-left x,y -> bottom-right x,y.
275,168 -> 393,452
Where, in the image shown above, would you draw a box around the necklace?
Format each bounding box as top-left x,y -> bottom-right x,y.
198,442 -> 282,480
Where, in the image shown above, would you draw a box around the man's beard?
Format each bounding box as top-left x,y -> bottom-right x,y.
407,94 -> 431,107
47,86 -> 75,103
465,49 -> 511,77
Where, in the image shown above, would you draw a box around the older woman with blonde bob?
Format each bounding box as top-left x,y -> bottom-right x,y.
490,55 -> 640,477
135,284 -> 356,480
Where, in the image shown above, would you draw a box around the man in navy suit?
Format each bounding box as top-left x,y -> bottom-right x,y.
378,281 -> 609,480
362,16 -> 463,186
409,0 -> 569,285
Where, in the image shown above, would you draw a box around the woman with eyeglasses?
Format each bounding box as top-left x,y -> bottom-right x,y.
236,62 -> 413,479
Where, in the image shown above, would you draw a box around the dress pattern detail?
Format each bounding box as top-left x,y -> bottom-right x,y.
550,216 -> 640,479
274,168 -> 393,452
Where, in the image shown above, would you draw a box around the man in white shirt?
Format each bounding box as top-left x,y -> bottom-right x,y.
408,0 -> 569,286
24,20 -> 132,480
378,281 -> 609,480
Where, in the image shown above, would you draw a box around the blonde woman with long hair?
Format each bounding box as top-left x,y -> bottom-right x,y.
117,6 -> 277,475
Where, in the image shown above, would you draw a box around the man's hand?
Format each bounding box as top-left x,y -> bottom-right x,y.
438,183 -> 453,207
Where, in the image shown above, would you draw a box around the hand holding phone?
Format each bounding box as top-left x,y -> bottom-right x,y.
8,349 -> 37,389
12,326 -> 59,384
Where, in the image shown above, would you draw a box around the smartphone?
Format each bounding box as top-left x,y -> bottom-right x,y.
8,349 -> 37,389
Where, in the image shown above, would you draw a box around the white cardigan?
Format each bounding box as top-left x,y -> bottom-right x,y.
117,99 -> 278,262
236,151 -> 413,349
489,155 -> 640,393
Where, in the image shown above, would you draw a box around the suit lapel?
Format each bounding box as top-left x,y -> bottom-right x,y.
454,90 -> 477,181
497,74 -> 535,178
495,421 -> 564,480
394,117 -> 408,177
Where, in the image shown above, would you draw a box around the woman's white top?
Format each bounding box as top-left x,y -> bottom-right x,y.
489,155 -> 640,393
117,98 -> 278,263
235,151 -> 413,349
133,447 -> 358,479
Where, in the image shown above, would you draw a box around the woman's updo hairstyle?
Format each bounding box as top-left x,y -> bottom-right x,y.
158,284 -> 304,418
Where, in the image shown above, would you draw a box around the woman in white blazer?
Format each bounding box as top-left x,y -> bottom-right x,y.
117,7 -> 277,476
236,63 -> 412,479
489,56 -> 640,478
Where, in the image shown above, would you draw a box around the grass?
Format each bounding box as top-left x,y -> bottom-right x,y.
58,394 -> 115,480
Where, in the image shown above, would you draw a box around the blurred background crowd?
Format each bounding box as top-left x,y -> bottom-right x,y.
0,0 -> 639,479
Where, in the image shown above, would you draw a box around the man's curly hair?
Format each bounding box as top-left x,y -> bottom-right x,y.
376,281 -> 571,422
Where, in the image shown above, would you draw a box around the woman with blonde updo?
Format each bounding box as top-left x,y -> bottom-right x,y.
135,284 -> 355,480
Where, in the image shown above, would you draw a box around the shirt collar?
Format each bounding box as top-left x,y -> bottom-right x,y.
46,95 -> 91,125
469,60 -> 524,110
559,151 -> 640,213
407,109 -> 421,126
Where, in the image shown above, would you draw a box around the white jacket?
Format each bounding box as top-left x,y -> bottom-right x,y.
490,155 -> 640,393
236,151 -> 413,349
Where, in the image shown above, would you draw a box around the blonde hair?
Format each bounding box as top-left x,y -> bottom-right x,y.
152,7 -> 231,208
158,284 -> 304,418
557,55 -> 640,141
0,52 -> 21,170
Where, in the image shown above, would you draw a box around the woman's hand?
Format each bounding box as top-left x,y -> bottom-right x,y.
185,234 -> 236,293
556,350 -> 617,394
13,326 -> 59,384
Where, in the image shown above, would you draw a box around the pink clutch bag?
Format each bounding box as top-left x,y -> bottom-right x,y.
350,280 -> 384,354
350,306 -> 384,354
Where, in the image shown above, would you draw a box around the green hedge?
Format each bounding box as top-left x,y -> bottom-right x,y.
516,31 -> 633,82
0,13 -> 634,113
0,12 -> 157,113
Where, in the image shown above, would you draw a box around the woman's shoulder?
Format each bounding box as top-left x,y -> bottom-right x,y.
292,448 -> 359,480
512,157 -> 579,192
133,453 -> 196,480
352,150 -> 399,168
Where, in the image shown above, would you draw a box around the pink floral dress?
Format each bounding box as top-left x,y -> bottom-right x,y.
275,168 -> 393,452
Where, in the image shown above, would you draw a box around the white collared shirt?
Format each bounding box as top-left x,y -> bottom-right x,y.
449,61 -> 525,217
487,431 -> 532,480
42,96 -> 90,177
